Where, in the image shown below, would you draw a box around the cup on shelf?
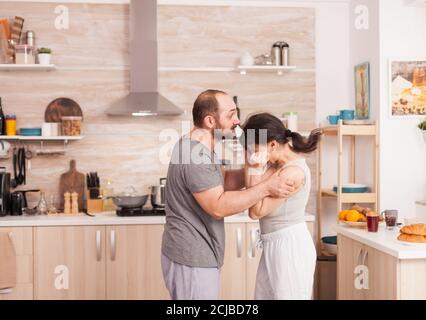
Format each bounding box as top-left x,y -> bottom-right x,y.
239,51 -> 254,66
5,114 -> 16,136
327,115 -> 340,125
339,109 -> 355,120
42,122 -> 52,137
42,122 -> 61,137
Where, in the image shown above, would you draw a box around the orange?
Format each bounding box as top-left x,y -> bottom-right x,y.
346,210 -> 362,222
338,210 -> 348,221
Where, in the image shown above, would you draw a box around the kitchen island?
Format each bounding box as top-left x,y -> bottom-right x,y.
0,212 -> 315,300
337,225 -> 426,300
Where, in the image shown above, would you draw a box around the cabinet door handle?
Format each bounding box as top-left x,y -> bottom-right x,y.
236,227 -> 242,258
362,250 -> 368,265
96,230 -> 101,261
357,248 -> 363,265
249,228 -> 257,258
110,229 -> 116,261
0,288 -> 13,294
8,232 -> 16,254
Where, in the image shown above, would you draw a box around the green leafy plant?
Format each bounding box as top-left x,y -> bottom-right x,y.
37,47 -> 52,54
418,118 -> 426,131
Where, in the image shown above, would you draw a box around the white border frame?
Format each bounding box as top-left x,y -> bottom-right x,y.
388,59 -> 426,119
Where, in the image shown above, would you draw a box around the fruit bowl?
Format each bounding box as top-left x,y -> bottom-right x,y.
339,220 -> 384,228
339,220 -> 368,228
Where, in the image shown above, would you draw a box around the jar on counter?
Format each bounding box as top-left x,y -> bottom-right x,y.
61,116 -> 82,136
5,114 -> 16,136
14,44 -> 35,64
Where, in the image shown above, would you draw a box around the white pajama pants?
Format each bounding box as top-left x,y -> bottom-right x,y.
255,222 -> 317,300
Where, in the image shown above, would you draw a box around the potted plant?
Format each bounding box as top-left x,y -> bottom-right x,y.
418,118 -> 426,143
37,47 -> 52,65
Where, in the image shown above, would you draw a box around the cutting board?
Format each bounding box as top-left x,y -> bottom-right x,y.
45,97 -> 83,123
59,160 -> 85,211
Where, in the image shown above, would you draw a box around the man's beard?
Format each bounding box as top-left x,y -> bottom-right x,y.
213,124 -> 236,140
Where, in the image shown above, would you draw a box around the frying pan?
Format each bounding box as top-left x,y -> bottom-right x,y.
108,195 -> 149,208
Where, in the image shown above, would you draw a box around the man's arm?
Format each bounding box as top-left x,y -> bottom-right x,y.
193,168 -> 294,220
222,168 -> 245,191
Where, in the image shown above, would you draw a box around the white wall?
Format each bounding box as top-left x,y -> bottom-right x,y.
348,0 -> 379,212
315,2 -> 351,238
379,0 -> 426,219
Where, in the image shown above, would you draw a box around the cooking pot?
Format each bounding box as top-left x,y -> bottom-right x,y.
150,178 -> 166,208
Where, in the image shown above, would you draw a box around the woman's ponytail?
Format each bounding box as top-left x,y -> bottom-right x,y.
242,112 -> 322,155
289,128 -> 322,154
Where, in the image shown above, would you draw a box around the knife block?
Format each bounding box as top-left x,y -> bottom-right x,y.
86,191 -> 103,214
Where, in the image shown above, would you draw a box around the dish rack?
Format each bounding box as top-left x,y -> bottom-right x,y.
316,120 -> 379,255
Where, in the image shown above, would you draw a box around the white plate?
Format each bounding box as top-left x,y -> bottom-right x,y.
396,238 -> 426,246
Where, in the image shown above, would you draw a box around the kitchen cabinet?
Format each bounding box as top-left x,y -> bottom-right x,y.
220,223 -> 262,300
106,225 -> 169,300
0,227 -> 33,300
338,234 -> 401,300
34,226 -> 106,300
33,225 -> 169,300
336,234 -> 366,300
245,223 -> 263,300
220,223 -> 247,300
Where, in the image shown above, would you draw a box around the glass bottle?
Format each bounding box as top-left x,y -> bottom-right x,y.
0,97 -> 6,135
47,194 -> 57,215
37,191 -> 48,215
102,180 -> 115,211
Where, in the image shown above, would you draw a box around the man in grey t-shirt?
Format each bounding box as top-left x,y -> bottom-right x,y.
161,90 -> 294,300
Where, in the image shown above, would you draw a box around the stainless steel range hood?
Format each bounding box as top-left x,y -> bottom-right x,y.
106,0 -> 183,117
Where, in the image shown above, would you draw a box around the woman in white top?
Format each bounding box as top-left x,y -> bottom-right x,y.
242,113 -> 321,300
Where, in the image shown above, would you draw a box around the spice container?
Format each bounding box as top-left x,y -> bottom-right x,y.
5,114 -> 16,136
61,116 -> 82,136
281,42 -> 290,66
25,31 -> 36,48
272,42 -> 281,66
14,44 -> 35,64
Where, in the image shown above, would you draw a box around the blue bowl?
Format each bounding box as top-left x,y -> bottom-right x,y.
333,184 -> 369,193
20,128 -> 42,136
340,110 -> 355,120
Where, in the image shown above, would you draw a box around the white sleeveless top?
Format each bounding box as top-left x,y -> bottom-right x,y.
259,158 -> 311,235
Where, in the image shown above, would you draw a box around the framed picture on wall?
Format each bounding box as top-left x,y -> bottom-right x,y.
354,62 -> 370,119
389,60 -> 426,117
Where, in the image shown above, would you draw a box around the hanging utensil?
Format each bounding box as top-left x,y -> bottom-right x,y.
11,146 -> 18,188
25,145 -> 33,170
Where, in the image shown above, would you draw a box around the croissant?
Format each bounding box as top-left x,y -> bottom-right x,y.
400,224 -> 426,236
398,233 -> 426,243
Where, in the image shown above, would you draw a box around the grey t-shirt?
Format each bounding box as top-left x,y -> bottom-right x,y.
161,136 -> 225,268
